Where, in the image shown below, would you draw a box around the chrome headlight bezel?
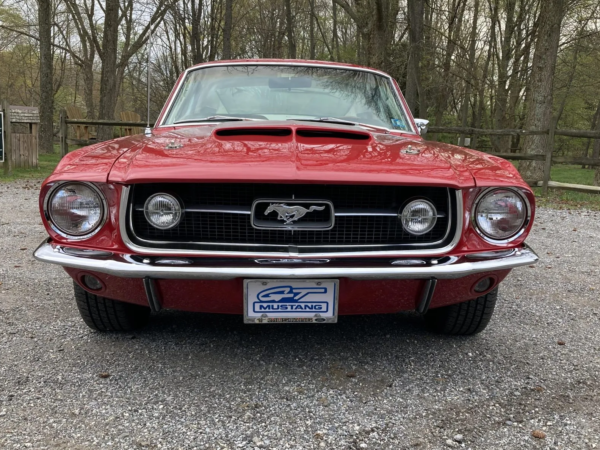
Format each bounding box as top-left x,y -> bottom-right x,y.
143,193 -> 183,230
43,181 -> 108,240
472,187 -> 531,244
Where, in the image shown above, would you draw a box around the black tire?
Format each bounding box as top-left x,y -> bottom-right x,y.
73,282 -> 151,331
424,287 -> 498,335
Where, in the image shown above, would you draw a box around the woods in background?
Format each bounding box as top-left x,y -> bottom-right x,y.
0,0 -> 599,179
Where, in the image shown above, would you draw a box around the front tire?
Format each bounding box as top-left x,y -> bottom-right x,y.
73,282 -> 150,331
424,287 -> 498,335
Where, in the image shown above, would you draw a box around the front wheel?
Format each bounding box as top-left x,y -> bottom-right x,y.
424,288 -> 498,335
73,282 -> 151,331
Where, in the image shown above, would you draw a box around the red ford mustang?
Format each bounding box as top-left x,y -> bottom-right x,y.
35,60 -> 538,334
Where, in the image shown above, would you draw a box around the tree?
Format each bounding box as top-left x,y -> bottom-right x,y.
37,0 -> 53,153
62,0 -> 172,139
222,0 -> 233,59
405,0 -> 424,116
519,0 -> 567,182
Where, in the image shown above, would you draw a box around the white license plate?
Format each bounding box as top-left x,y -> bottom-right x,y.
244,279 -> 338,324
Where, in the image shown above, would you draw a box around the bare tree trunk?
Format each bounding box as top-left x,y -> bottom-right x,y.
472,20 -> 494,150
222,0 -> 233,59
285,0 -> 296,58
592,101 -> 600,184
332,0 -> 339,61
309,0 -> 316,59
592,102 -> 600,160
491,0 -> 516,153
97,0 -> 120,141
38,0 -> 54,154
191,0 -> 204,64
433,0 -> 466,131
459,0 -> 479,145
519,0 -> 566,183
406,0 -> 424,116
81,63 -> 95,119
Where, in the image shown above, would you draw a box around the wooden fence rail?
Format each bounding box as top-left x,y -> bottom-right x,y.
429,126 -> 600,139
428,126 -> 600,194
59,111 -> 153,157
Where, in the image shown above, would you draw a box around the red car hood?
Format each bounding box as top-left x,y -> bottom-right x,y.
46,122 -> 524,189
108,123 -> 487,188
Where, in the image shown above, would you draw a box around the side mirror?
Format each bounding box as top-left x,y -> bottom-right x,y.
414,118 -> 429,136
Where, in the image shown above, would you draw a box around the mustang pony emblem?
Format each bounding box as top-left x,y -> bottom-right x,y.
265,203 -> 325,225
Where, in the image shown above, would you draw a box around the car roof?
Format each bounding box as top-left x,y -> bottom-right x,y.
186,59 -> 391,78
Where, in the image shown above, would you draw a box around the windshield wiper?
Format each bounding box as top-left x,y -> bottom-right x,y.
173,115 -> 262,124
289,117 -> 390,133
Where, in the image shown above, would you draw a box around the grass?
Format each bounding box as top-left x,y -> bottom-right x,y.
2,147 -> 600,209
534,165 -> 600,210
0,144 -> 80,183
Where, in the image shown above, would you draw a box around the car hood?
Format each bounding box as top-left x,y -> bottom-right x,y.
108,122 -> 485,188
50,122 -> 526,189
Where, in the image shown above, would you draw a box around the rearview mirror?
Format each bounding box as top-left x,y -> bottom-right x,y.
414,118 -> 429,135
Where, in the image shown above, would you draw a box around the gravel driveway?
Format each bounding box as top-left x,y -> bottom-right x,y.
1,179 -> 599,450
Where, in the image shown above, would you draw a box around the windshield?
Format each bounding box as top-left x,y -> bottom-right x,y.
162,65 -> 413,132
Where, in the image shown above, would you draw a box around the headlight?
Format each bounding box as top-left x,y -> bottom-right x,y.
474,188 -> 528,242
144,193 -> 182,229
400,199 -> 437,235
47,182 -> 105,237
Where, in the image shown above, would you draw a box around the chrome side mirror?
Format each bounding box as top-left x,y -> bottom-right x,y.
414,118 -> 429,136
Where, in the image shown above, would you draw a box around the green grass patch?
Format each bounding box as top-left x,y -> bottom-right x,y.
0,144 -> 81,183
549,165 -> 595,186
534,165 -> 600,210
0,151 -> 61,182
534,187 -> 600,210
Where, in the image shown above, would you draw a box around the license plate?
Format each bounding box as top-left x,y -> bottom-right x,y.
244,279 -> 338,324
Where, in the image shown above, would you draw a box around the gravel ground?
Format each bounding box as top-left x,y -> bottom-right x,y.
1,179 -> 600,450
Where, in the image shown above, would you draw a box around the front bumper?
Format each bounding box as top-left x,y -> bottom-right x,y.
34,240 -> 538,280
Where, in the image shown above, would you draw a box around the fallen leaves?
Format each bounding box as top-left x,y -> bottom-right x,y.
531,430 -> 546,439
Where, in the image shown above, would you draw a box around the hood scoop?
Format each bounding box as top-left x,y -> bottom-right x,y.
296,129 -> 370,140
215,128 -> 292,137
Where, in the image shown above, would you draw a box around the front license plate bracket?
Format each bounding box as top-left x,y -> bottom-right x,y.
244,279 -> 338,324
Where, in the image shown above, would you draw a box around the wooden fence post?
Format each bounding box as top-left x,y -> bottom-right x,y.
2,100 -> 12,176
542,119 -> 557,196
60,108 -> 68,157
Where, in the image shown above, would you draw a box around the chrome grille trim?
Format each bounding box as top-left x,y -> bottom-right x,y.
119,186 -> 463,257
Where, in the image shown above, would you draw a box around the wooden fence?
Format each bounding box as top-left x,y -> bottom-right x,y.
428,125 -> 600,195
59,108 -> 152,155
57,113 -> 600,195
1,101 -> 39,174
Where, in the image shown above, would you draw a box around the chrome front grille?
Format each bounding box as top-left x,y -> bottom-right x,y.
125,183 -> 459,255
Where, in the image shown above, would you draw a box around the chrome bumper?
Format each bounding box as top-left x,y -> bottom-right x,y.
33,240 -> 538,280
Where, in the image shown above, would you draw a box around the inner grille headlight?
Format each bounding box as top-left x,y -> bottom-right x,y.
474,188 -> 527,241
400,199 -> 437,235
144,193 -> 182,230
47,182 -> 105,237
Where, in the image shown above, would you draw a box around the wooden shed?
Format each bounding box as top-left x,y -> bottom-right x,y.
0,104 -> 39,170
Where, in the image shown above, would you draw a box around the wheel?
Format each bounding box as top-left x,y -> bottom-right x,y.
73,282 -> 151,331
424,287 -> 498,335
